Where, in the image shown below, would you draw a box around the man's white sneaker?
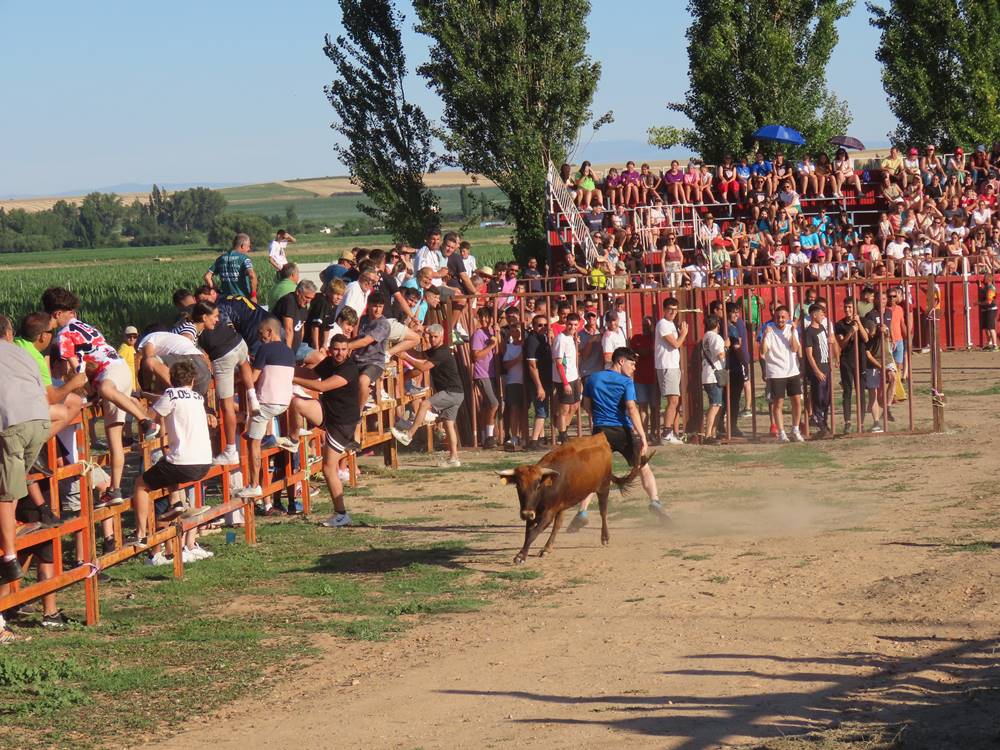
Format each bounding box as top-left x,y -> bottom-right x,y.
663,433 -> 683,445
145,551 -> 171,566
181,548 -> 199,564
188,544 -> 214,560
778,431 -> 790,443
338,468 -> 351,482
390,426 -> 413,446
322,512 -> 352,528
275,436 -> 299,453
213,448 -> 240,465
237,485 -> 263,499
870,423 -> 884,433
437,456 -> 461,468
791,428 -> 805,442
425,411 -> 438,424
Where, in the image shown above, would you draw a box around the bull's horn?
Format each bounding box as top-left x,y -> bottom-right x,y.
539,468 -> 560,477
495,469 -> 517,478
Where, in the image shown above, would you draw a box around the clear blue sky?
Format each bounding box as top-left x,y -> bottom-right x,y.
0,0 -> 893,198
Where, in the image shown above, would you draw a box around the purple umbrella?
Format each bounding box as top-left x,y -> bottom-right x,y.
828,135 -> 865,150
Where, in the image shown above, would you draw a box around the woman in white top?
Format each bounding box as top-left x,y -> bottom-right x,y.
501,323 -> 525,449
832,148 -> 863,197
700,315 -> 727,441
797,155 -> 817,198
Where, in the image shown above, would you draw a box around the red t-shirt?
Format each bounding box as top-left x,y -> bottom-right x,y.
629,332 -> 656,385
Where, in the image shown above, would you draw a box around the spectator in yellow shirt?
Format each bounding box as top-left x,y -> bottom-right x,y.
118,325 -> 139,390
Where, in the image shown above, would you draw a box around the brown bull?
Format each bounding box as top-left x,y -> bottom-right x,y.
496,433 -> 652,564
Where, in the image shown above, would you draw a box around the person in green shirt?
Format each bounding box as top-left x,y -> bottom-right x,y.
13,312 -> 87,430
268,262 -> 299,309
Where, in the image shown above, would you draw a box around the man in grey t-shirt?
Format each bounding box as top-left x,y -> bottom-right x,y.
0,332 -> 52,584
349,294 -> 391,412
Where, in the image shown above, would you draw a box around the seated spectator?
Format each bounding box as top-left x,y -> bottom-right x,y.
797,154 -> 818,197
717,155 -> 740,203
574,161 -> 602,208
268,262 -> 299,309
946,147 -> 967,196
833,148 -> 863,196
662,160 -> 686,204
902,148 -> 922,189
273,280 -> 321,365
621,161 -> 642,207
639,163 -> 660,205
881,146 -> 904,183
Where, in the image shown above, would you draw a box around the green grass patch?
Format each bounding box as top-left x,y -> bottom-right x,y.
943,541 -> 995,554
493,569 -> 542,581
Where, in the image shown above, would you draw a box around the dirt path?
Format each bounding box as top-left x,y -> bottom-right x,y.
149,352 -> 1000,749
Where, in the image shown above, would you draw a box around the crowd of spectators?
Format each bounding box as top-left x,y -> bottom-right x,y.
556,144 -> 1000,289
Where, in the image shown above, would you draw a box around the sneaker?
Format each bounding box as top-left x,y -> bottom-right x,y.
483,436 -> 497,449
390,426 -> 413,446
395,418 -> 413,432
526,439 -> 541,451
307,454 -> 323,466
296,428 -> 313,438
180,505 -> 214,520
0,558 -> 23,584
37,505 -> 60,529
123,533 -> 148,548
739,409 -> 752,419
140,419 -> 161,441
275,437 -> 299,453
145,551 -> 171,566
90,439 -> 108,453
338,468 -> 350,482
405,382 -> 427,396
102,536 -> 118,555
41,610 -> 70,629
364,399 -> 377,412
843,421 -> 852,434
236,485 -> 262,499
213,447 -> 240,465
886,412 -> 895,422
425,410 -> 438,424
321,512 -> 353,528
778,431 -> 790,443
437,456 -> 461,468
791,428 -> 805,443
262,505 -> 284,517
94,488 -> 124,509
870,423 -> 884,433
663,432 -> 683,445
566,511 -> 589,533
188,544 -> 214,560
379,388 -> 394,403
261,435 -> 277,450
181,548 -> 199,564
648,500 -> 670,522
159,504 -> 185,521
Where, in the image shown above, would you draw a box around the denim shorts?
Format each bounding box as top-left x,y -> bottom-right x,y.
891,339 -> 905,364
703,383 -> 724,406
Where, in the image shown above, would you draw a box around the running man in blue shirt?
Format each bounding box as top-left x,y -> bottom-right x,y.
566,347 -> 667,531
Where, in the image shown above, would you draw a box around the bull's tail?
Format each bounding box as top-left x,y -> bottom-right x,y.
610,450 -> 655,495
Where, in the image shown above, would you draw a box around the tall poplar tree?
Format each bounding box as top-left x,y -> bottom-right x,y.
649,0 -> 853,162
413,0 -> 600,261
324,0 -> 441,245
869,0 -> 1000,150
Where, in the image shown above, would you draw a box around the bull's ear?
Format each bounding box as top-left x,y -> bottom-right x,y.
495,469 -> 516,485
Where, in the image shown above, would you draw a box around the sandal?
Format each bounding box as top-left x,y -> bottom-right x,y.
0,626 -> 19,644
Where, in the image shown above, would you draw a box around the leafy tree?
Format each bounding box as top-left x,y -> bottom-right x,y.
77,192 -> 125,248
284,205 -> 301,234
168,187 -> 227,232
459,185 -> 473,219
323,0 -> 441,245
413,0 -> 600,262
869,0 -> 1000,150
207,213 -> 273,253
649,0 -> 853,162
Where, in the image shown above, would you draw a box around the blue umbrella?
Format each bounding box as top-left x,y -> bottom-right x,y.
753,124 -> 806,146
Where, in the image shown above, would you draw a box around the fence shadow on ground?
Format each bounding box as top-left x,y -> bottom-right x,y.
439,635 -> 1000,748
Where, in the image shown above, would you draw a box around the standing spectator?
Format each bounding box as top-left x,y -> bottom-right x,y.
118,325 -> 140,391
578,310 -> 604,387
862,302 -> 896,433
760,305 -> 804,442
308,278 -> 347,351
629,316 -> 659,441
190,301 -> 257,464
237,318 -> 296,510
136,330 -> 212,400
654,297 -> 687,444
124,360 -> 213,559
347,294 -> 391,413
523,257 -> 543,293
802,304 -> 832,435
524,314 -> 553,451
268,262 -> 300,309
392,324 -> 465,467
601,311 -> 627,367
273,280 -> 319,364
835,296 -> 868,433
700,315 -> 726,442
501,321 -> 526,451
205,233 -> 258,301
460,241 -> 477,276
415,228 -> 446,286
725,303 -> 748,437
336,266 -> 377,320
0,332 -> 52,584
471,308 -> 500,448
268,229 -> 296,274
288,334 -> 359,528
43,288 -> 159,505
320,250 -> 356,285
552,313 -> 582,445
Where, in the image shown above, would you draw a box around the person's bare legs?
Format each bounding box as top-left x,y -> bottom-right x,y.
443,420 -> 459,461
790,395 -> 803,432
46,403 -> 71,438
322,445 -> 347,515
105,422 -> 125,490
0,502 -> 16,561
771,397 -> 785,434
664,394 -> 680,435
247,439 -> 262,490
36,561 -> 57,616
405,398 -> 433,441
131,476 -> 152,539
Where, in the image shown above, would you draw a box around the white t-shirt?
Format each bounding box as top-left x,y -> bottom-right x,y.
416,245 -> 444,286
152,386 -> 212,465
654,318 -> 680,370
685,264 -> 707,288
268,239 -> 288,269
138,331 -> 202,357
700,330 -> 725,385
886,240 -> 908,259
463,254 -> 477,275
601,328 -> 627,366
788,250 -> 809,267
335,280 -> 369,320
551,332 -> 579,383
762,323 -> 800,379
814,262 -> 835,280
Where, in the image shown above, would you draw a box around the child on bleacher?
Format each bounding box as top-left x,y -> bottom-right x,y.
124,360 -> 213,562
237,318 -> 295,513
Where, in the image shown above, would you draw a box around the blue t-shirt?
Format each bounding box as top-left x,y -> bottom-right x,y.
800,231 -> 821,249
320,263 -> 351,285
210,251 -> 254,298
583,369 -> 636,429
750,160 -> 773,177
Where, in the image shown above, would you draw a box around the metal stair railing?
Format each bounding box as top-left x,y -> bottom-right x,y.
546,161 -> 599,265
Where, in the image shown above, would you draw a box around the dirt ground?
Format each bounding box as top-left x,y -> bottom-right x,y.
148,350 -> 1000,750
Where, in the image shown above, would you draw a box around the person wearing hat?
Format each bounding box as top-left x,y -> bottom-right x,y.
118,325 -> 140,390
902,147 -> 922,189
319,249 -> 356,285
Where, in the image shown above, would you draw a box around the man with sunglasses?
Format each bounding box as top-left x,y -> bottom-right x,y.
336,265 -> 378,320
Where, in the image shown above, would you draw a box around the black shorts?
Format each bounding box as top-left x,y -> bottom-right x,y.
14,498 -> 53,564
142,459 -> 209,492
593,426 -> 636,466
360,364 -> 385,382
981,308 -> 997,330
767,375 -> 802,400
325,421 -> 359,453
554,379 -> 582,405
